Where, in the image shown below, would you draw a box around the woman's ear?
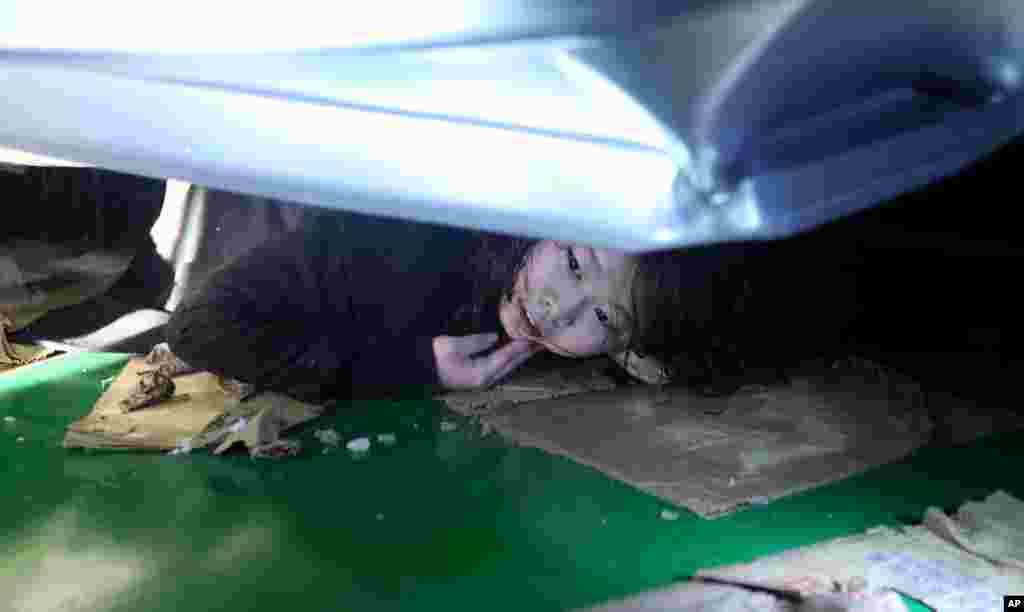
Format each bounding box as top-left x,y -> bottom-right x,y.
609,350 -> 671,385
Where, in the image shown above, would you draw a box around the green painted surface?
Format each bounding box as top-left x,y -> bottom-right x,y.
2,352 -> 1020,611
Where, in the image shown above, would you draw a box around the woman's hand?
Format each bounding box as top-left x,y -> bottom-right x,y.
433,333 -> 541,390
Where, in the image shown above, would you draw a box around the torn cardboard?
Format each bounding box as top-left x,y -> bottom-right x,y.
64,357 -> 233,450
64,355 -> 322,454
1,335 -> 61,374
476,359 -> 935,518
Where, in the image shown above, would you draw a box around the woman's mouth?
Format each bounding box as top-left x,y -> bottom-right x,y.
509,297 -> 568,356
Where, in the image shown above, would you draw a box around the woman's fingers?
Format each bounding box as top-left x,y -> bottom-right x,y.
477,339 -> 541,386
450,333 -> 499,357
433,334 -> 542,390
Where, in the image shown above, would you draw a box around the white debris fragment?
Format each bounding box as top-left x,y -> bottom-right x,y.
3,416 -> 15,424
376,433 -> 397,445
314,428 -> 341,447
346,437 -> 371,453
229,417 -> 248,433
659,509 -> 680,521
749,496 -> 772,506
728,477 -> 737,488
167,438 -> 193,456
440,420 -> 458,432
846,576 -> 868,593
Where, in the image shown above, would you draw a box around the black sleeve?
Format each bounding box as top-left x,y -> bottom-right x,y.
345,333 -> 443,398
165,221 -> 443,402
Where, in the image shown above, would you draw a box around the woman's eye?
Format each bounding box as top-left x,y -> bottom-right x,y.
566,247 -> 582,278
595,307 -> 609,325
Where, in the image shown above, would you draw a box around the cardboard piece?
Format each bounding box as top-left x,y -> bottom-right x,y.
63,356 -> 322,453
1,337 -> 60,374
590,491 -> 1024,611
924,490 -> 1024,571
64,358 -> 228,450
586,580 -> 909,612
477,360 -> 935,518
696,491 -> 1024,612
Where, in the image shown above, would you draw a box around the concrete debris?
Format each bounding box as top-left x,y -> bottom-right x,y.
314,428 -> 341,447
346,437 -> 371,453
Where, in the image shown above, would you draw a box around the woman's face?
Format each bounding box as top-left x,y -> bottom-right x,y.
499,241 -> 637,357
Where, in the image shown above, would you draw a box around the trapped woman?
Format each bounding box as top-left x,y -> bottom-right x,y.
165,195 -> 848,403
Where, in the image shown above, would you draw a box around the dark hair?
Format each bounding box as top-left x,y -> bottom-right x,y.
446,232 -> 535,339
629,242 -> 762,385
630,243 -> 753,352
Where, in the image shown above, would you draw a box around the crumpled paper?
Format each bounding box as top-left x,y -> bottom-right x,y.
204,396 -> 322,456
676,491 -> 1024,612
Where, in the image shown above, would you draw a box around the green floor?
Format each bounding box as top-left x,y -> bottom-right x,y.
2,353 -> 1020,612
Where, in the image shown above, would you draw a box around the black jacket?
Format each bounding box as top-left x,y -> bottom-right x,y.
165,209 -> 484,402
